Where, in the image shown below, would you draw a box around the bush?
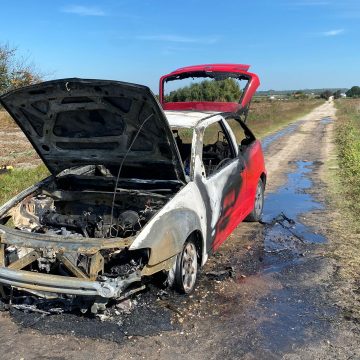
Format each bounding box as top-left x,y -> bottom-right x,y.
0,43 -> 42,95
346,86 -> 360,98
320,90 -> 332,100
165,78 -> 242,102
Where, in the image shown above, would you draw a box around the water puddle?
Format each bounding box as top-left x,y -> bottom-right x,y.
261,121 -> 304,151
241,160 -> 335,354
320,116 -> 333,125
262,160 -> 326,255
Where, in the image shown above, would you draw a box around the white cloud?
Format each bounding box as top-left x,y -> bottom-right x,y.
136,34 -> 219,44
61,5 -> 106,16
293,1 -> 330,5
321,29 -> 345,36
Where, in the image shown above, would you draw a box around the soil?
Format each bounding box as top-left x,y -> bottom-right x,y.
1,100 -> 359,360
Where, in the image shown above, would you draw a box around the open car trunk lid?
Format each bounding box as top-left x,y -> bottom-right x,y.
0,78 -> 186,182
159,63 -> 260,113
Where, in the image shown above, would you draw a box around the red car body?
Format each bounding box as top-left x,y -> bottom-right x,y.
160,64 -> 266,252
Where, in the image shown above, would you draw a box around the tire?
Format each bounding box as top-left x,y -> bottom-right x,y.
168,238 -> 198,294
245,179 -> 264,222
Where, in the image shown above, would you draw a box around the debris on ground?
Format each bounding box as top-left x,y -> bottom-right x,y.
10,304 -> 63,315
261,212 -> 305,243
115,299 -> 133,314
205,266 -> 236,280
261,212 -> 295,227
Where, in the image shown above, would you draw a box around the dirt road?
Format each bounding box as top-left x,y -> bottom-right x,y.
1,100 -> 359,360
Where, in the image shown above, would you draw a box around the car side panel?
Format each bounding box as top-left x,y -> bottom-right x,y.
241,140 -> 266,217
129,182 -> 208,267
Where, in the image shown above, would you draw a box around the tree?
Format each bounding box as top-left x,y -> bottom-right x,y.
165,78 -> 242,103
346,86 -> 360,98
0,43 -> 42,95
333,90 -> 342,99
320,90 -> 332,100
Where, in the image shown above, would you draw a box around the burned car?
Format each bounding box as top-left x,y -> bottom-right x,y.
0,64 -> 266,310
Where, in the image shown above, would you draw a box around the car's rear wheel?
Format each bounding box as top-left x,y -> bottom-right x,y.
245,179 -> 264,222
169,238 -> 198,294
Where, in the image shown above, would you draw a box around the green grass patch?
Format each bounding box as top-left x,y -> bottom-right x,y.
334,99 -> 360,230
0,165 -> 50,205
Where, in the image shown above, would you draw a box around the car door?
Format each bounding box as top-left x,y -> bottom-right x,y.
195,117 -> 247,252
225,116 -> 265,216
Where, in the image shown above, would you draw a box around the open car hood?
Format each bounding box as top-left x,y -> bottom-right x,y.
159,64 -> 260,113
0,78 -> 186,181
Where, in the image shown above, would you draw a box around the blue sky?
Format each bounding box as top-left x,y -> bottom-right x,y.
0,0 -> 359,91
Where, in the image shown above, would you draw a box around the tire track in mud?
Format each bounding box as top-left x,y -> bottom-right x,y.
1,101 -> 360,360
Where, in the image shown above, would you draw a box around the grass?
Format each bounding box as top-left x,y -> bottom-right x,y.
248,99 -> 324,138
323,98 -> 360,323
0,110 -> 16,130
333,98 -> 360,223
0,165 -> 50,205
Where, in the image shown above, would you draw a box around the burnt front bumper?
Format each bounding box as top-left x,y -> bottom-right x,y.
0,225 -> 143,299
0,267 -> 141,298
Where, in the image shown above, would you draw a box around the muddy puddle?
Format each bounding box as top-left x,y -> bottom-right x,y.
231,159 -> 338,355
261,120 -> 304,151
320,116 -> 333,125
262,160 -> 326,255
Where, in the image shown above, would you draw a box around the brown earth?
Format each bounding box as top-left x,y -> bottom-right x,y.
0,111 -> 41,168
0,101 -> 359,360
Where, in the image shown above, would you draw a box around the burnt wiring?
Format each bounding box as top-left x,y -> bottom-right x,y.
108,113 -> 154,237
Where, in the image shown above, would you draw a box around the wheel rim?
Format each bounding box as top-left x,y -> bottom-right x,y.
254,182 -> 263,217
181,242 -> 198,293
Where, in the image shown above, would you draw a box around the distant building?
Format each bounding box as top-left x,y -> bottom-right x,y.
340,93 -> 347,98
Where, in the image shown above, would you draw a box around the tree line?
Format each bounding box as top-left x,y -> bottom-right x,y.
320,87 -> 360,100
165,78 -> 242,102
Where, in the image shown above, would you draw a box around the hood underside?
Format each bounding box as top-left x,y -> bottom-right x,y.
0,78 -> 185,181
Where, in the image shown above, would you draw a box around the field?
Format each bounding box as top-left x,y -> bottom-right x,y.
248,98 -> 323,137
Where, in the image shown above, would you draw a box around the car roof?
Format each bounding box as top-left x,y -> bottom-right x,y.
165,110 -> 222,128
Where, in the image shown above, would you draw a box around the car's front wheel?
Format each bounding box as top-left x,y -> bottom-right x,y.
245,178 -> 264,222
168,238 -> 198,294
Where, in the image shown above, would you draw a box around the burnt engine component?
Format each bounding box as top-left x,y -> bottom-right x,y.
115,210 -> 140,237
10,180 -> 169,239
40,209 -> 142,238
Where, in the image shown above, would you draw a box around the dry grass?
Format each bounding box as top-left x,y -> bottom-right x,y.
248,99 -> 324,138
333,98 -> 360,233
0,110 -> 42,167
324,98 -> 360,322
0,110 -> 17,130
